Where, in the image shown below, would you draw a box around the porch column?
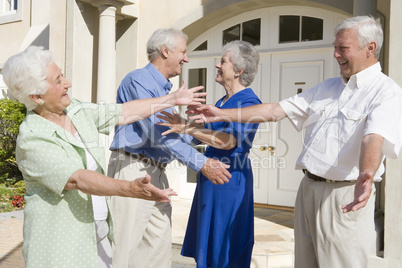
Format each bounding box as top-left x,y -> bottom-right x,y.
353,0 -> 377,16
382,0 -> 402,266
92,0 -> 124,103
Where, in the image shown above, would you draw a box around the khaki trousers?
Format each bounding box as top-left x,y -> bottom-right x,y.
108,151 -> 172,268
294,176 -> 376,268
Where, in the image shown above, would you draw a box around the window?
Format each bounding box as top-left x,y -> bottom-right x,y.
194,41 -> 208,51
0,0 -> 22,24
279,15 -> 323,43
222,18 -> 261,46
242,19 -> 261,46
223,24 -> 240,45
0,0 -> 17,16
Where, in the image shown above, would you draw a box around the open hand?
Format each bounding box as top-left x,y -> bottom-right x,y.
173,80 -> 207,106
131,175 -> 177,203
341,173 -> 373,213
156,110 -> 190,135
186,104 -> 223,124
200,158 -> 231,185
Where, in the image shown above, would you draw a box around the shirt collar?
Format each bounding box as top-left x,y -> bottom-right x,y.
145,62 -> 172,94
342,62 -> 382,89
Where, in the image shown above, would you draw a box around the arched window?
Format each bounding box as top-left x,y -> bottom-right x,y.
222,18 -> 261,46
279,15 -> 323,43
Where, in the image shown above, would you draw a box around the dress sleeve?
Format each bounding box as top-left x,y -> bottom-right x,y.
16,132 -> 83,196
79,101 -> 122,135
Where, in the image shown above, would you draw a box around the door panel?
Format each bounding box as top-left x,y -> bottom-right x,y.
268,49 -> 334,206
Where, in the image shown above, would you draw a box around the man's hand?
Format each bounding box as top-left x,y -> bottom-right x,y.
186,104 -> 225,124
130,175 -> 177,203
341,172 -> 373,213
200,158 -> 231,185
156,110 -> 190,135
172,80 -> 207,106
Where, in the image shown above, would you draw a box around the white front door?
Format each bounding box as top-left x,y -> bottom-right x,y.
254,49 -> 335,206
181,48 -> 336,206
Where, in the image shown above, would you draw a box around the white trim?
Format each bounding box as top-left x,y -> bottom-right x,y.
187,6 -> 348,56
0,0 -> 22,25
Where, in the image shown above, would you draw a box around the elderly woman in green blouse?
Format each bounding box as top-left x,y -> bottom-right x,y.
2,46 -> 206,268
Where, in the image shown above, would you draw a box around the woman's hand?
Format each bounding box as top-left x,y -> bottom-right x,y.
172,80 -> 207,106
66,170 -> 177,202
130,175 -> 177,203
186,104 -> 224,124
157,110 -> 191,135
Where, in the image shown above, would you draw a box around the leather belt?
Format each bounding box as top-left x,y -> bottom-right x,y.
302,169 -> 352,183
116,150 -> 167,170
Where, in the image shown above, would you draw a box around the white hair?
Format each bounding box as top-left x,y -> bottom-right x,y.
223,40 -> 260,87
2,46 -> 53,111
146,28 -> 188,62
335,16 -> 383,59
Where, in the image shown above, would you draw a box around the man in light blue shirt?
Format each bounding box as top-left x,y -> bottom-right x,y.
108,28 -> 231,268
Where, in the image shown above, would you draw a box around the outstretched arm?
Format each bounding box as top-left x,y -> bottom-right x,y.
117,81 -> 206,125
187,102 -> 287,124
157,110 -> 237,150
342,133 -> 384,213
65,169 -> 177,203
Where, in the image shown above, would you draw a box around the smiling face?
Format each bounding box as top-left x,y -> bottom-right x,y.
39,62 -> 72,113
215,52 -> 236,87
165,36 -> 189,79
333,28 -> 375,80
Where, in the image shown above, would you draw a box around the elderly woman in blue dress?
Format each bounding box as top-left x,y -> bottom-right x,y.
157,40 -> 261,267
2,46 -> 206,268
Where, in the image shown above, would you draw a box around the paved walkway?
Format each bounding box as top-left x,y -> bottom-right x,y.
0,199 -> 294,268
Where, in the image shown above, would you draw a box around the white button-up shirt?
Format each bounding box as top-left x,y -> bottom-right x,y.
280,63 -> 402,182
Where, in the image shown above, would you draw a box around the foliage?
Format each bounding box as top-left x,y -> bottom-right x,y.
13,180 -> 26,196
0,184 -> 17,212
0,98 -> 26,185
0,180 -> 26,212
11,195 -> 25,208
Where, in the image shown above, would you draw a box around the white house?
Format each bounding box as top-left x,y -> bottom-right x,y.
0,0 -> 401,266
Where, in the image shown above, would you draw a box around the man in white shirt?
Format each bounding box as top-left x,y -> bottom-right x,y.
188,16 -> 402,268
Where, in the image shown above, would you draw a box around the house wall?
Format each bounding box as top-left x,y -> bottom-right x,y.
0,0 -> 401,266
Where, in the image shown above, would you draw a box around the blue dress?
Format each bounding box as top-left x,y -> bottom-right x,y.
181,88 -> 261,268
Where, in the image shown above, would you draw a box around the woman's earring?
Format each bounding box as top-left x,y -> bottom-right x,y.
234,73 -> 239,78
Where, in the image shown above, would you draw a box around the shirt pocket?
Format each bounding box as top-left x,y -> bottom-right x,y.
305,103 -> 326,129
338,107 -> 366,144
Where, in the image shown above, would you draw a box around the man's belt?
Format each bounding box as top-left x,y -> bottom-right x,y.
303,169 -> 327,181
302,169 -> 353,183
117,150 -> 167,170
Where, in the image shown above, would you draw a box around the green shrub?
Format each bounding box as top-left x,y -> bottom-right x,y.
13,180 -> 26,196
0,98 -> 26,185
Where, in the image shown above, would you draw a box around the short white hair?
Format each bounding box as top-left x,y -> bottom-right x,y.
335,16 -> 383,59
223,40 -> 260,87
2,46 -> 53,110
146,28 -> 188,62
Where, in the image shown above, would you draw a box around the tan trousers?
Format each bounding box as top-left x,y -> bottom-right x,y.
294,176 -> 376,268
108,151 -> 172,268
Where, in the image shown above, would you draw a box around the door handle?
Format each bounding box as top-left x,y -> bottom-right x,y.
260,146 -> 275,156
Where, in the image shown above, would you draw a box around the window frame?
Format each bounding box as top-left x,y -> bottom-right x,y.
0,0 -> 22,25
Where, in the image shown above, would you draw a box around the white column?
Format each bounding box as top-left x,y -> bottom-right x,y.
96,4 -> 117,103
383,0 -> 402,266
353,0 -> 377,16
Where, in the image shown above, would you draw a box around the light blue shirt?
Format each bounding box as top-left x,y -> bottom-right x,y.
110,63 -> 207,172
